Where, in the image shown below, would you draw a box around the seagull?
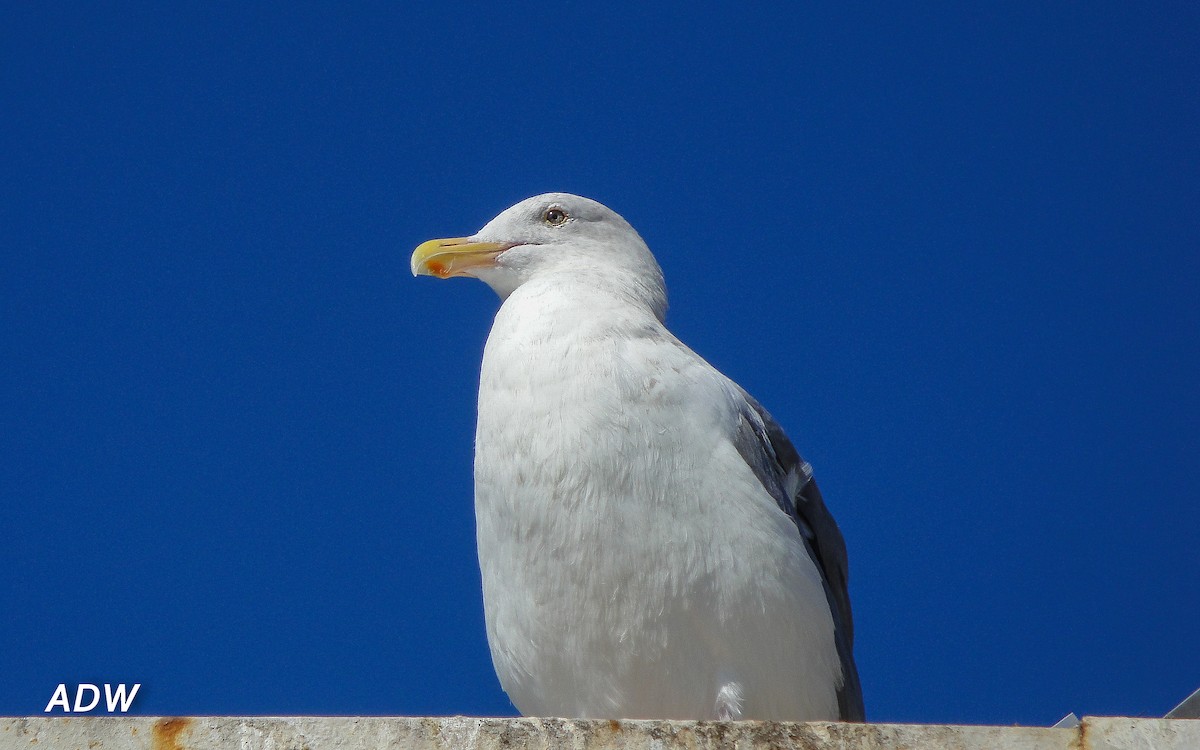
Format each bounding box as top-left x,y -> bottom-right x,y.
411,193 -> 864,721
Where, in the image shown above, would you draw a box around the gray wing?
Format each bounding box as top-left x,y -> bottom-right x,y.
732,387 -> 865,722
1166,686 -> 1200,719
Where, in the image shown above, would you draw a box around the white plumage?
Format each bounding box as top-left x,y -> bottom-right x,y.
411,193 -> 863,721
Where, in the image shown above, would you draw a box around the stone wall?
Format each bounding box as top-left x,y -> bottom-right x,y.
3,716 -> 1198,750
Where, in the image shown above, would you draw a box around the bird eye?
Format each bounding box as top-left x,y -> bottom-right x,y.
543,207 -> 568,226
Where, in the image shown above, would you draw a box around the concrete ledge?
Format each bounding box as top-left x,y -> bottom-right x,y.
2,716 -> 1197,750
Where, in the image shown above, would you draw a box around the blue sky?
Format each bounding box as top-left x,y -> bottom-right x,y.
2,2 -> 1196,724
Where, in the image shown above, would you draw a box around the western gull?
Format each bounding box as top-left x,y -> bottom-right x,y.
411,193 -> 864,721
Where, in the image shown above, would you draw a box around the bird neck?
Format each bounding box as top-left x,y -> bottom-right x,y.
490,273 -> 667,349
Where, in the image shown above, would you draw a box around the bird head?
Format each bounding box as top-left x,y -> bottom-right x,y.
411,193 -> 667,319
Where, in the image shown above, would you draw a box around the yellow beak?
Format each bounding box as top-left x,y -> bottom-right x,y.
410,237 -> 511,279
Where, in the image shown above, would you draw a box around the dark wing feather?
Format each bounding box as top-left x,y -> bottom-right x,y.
732,387 -> 865,721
